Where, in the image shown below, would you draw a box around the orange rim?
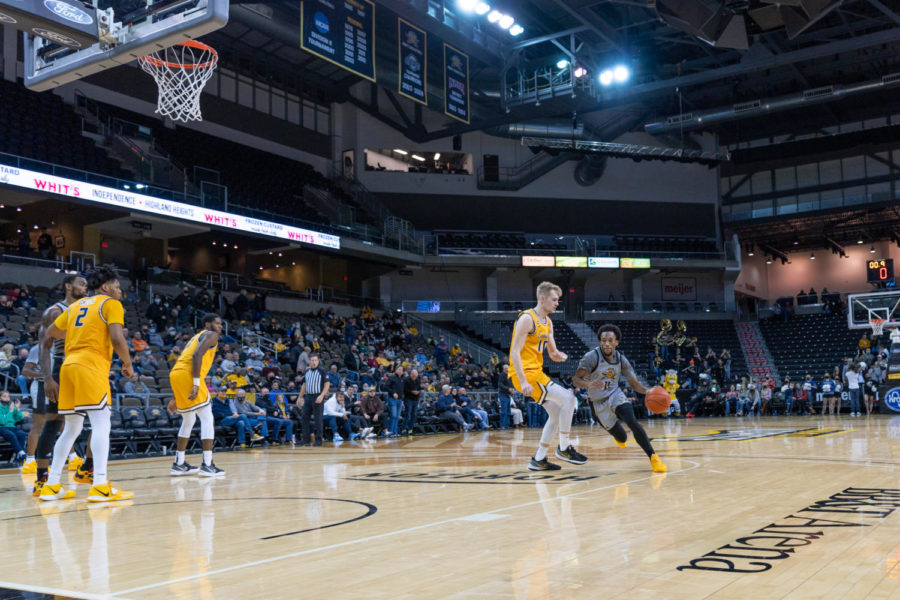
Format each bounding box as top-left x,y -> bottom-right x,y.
139,40 -> 218,70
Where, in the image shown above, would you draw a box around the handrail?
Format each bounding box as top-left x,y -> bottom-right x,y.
404,313 -> 499,366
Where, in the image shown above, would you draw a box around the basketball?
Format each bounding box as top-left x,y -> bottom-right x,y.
645,386 -> 671,414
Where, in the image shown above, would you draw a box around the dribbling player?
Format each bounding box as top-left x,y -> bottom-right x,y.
573,324 -> 666,473
168,313 -> 225,477
509,282 -> 587,470
41,265 -> 134,502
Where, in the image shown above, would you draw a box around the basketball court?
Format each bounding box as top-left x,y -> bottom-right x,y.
2,417 -> 900,599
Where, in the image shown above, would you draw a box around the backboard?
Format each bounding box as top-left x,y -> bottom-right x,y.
23,0 -> 229,92
847,290 -> 900,331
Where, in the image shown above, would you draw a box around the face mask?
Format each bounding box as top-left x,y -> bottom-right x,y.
155,298 -> 161,303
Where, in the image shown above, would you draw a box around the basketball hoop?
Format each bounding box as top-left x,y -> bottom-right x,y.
870,318 -> 886,337
139,40 -> 218,122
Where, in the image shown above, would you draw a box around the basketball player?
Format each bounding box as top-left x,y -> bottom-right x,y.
573,324 -> 667,473
168,313 -> 225,477
30,274 -> 94,496
509,282 -> 587,471
40,265 -> 134,502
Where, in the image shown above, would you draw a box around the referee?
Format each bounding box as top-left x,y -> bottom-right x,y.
297,354 -> 330,446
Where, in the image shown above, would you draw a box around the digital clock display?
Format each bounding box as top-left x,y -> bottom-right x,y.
867,258 -> 894,283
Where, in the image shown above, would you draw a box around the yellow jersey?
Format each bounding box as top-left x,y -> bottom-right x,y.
54,295 -> 124,371
509,309 -> 551,372
171,331 -> 217,377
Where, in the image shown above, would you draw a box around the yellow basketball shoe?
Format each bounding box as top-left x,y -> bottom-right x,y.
614,439 -> 627,448
73,466 -> 93,484
67,456 -> 84,472
87,483 -> 134,503
649,454 -> 668,473
21,459 -> 36,474
40,483 -> 76,501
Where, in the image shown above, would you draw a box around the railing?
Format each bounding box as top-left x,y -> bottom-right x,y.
404,313 -> 499,366
584,300 -> 729,314
722,187 -> 900,222
476,152 -> 570,189
241,330 -> 280,359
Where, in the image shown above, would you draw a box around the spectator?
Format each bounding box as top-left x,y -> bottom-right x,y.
723,384 -> 738,416
509,395 -> 524,427
781,379 -> 794,415
864,373 -> 878,415
146,295 -> 166,329
460,387 -> 488,430
212,393 -> 263,448
37,227 -> 54,259
137,349 -> 159,374
234,389 -> 270,442
760,381 -> 772,414
402,368 -> 421,436
147,326 -> 164,348
859,333 -> 871,354
327,364 -> 342,390
124,372 -> 151,401
746,383 -> 761,416
11,347 -> 30,395
384,365 -> 404,437
845,363 -> 862,416
793,383 -> 810,416
434,335 -> 449,367
225,367 -> 249,389
220,352 -> 236,374
296,346 -> 311,375
820,373 -> 837,415
436,384 -> 468,432
261,358 -> 281,381
0,390 -> 26,462
323,391 -> 360,442
255,390 -> 294,445
359,385 -> 384,437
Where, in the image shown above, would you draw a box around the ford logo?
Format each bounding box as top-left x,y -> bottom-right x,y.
885,387 -> 900,412
43,0 -> 93,25
313,11 -> 329,34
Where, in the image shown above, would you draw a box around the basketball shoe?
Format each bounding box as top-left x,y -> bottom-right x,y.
67,455 -> 83,472
40,483 -> 75,501
73,466 -> 94,484
555,445 -> 588,465
649,454 -> 667,473
170,461 -> 200,476
614,439 -> 628,448
528,456 -> 561,471
198,463 -> 225,477
21,459 -> 36,474
32,472 -> 48,497
87,483 -> 134,502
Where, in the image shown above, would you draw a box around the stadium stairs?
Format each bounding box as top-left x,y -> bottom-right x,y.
736,322 -> 778,381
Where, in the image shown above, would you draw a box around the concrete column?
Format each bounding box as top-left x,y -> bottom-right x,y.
379,274 -> 392,309
2,25 -> 17,82
486,272 -> 498,310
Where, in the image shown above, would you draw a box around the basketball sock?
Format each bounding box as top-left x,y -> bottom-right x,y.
87,408 -> 111,487
537,400 -> 560,459
48,415 -> 84,485
545,385 -> 576,450
198,404 -> 215,439
203,450 -> 213,466
176,451 -> 186,465
83,457 -> 93,471
37,467 -> 48,479
68,451 -> 77,461
25,455 -> 34,462
558,432 -> 569,450
535,443 -> 550,461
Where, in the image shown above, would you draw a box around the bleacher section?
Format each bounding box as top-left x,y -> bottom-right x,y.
0,81 -> 131,179
758,313 -> 860,381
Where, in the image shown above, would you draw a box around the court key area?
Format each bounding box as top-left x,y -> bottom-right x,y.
2,416 -> 900,599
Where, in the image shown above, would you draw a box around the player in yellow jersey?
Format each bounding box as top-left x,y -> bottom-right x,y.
510,281 -> 587,471
40,265 -> 134,502
168,313 -> 225,477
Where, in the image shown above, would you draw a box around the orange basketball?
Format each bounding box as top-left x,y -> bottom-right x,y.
645,386 -> 671,414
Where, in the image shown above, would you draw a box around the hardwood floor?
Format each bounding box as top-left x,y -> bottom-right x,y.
2,415 -> 900,599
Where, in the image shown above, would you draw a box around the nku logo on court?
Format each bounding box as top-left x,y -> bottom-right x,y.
314,11 -> 330,33
43,0 -> 93,24
884,388 -> 900,413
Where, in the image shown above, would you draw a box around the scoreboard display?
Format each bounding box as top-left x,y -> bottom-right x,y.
867,258 -> 894,283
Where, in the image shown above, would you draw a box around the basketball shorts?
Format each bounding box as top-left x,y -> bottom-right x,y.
589,389 -> 628,429
510,369 -> 553,404
170,370 -> 210,414
30,379 -> 56,415
57,363 -> 111,415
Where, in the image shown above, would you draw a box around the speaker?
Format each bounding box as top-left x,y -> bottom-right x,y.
452,135 -> 462,151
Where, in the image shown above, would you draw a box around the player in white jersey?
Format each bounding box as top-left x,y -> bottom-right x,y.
573,324 -> 667,473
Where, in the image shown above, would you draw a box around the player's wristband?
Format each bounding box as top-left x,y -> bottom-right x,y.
193,378 -> 201,386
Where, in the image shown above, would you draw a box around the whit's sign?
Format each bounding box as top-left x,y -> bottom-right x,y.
0,162 -> 340,250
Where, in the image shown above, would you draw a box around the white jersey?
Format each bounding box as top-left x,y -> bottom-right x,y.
26,344 -> 42,381
577,348 -> 636,402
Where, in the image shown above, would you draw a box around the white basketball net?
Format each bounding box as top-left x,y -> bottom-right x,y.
140,41 -> 218,123
871,318 -> 886,337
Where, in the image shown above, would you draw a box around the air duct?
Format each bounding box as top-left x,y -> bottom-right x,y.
486,121 -> 586,139
644,72 -> 900,134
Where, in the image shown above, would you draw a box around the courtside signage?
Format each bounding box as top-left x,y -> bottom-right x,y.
884,388 -> 900,412
0,162 -> 340,249
522,256 -> 554,267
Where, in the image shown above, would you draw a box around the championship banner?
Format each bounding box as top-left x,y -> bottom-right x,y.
398,18 -> 426,104
300,0 -> 376,82
0,162 -> 340,249
443,43 -> 469,124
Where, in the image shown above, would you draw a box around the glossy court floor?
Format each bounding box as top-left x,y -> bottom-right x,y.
2,415 -> 900,600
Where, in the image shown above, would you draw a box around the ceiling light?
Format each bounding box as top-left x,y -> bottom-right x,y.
457,0 -> 479,12
556,59 -> 569,69
498,14 -> 514,29
394,149 -> 408,155
278,252 -> 282,256
258,266 -> 263,270
574,66 -> 586,78
613,65 -> 629,83
475,2 -> 490,15
766,258 -> 773,265
857,238 -> 864,244
292,261 -> 296,265
123,184 -> 130,190
233,245 -> 237,249
433,152 -> 441,160
870,246 -> 876,254
16,207 -> 22,212
212,241 -> 217,245
487,9 -> 501,22
509,24 -> 524,35
599,69 -> 613,85
275,264 -> 279,268
412,154 -> 425,161
810,252 -> 815,260
135,183 -> 145,189
33,224 -> 38,229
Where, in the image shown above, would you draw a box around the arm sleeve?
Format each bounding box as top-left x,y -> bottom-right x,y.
621,354 -> 637,380
577,349 -> 599,373
102,299 -> 125,326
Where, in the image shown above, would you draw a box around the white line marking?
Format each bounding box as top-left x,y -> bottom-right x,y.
0,580 -> 127,600
114,459 -> 702,596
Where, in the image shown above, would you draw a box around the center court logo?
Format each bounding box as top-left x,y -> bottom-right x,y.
313,11 -> 329,33
43,0 -> 93,24
884,388 -> 900,412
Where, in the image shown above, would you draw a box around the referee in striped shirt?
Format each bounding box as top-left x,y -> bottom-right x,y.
297,354 -> 330,446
